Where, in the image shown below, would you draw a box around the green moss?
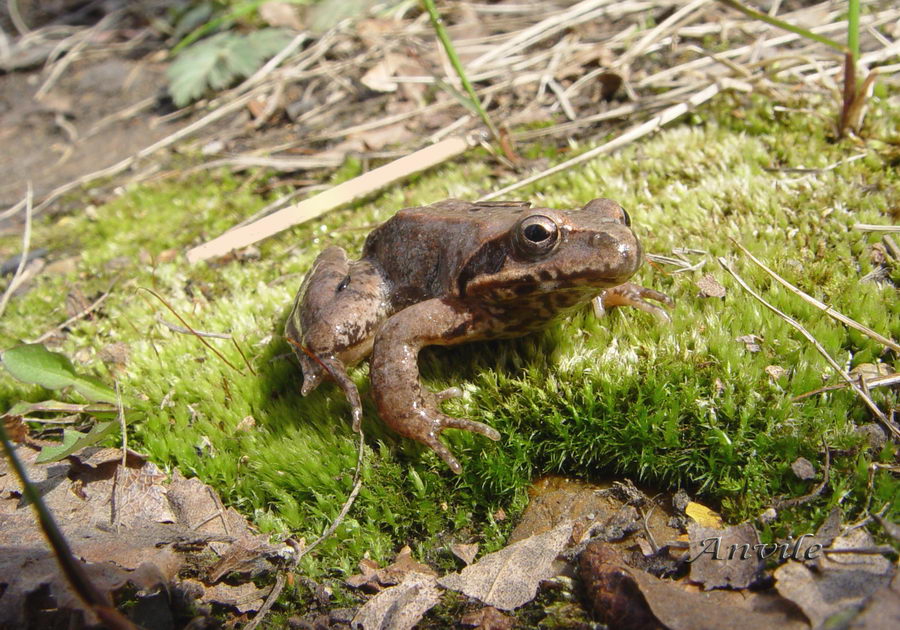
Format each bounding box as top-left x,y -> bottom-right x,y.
1,92 -> 897,614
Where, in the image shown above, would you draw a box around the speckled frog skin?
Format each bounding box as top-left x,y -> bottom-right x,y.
285,198 -> 671,473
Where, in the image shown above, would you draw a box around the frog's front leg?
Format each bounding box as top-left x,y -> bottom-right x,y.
369,298 -> 501,474
594,282 -> 674,321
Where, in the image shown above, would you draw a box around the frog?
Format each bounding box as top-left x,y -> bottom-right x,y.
285,198 -> 672,473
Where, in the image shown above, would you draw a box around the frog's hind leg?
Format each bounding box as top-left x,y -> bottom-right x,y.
369,298 -> 502,474
286,245 -> 386,432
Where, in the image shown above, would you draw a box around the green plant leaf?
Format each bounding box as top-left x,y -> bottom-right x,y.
1,344 -> 117,403
34,421 -> 118,463
166,28 -> 293,106
5,400 -> 117,416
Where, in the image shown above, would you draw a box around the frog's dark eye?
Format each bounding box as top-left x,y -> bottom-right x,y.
515,215 -> 560,259
621,209 -> 631,227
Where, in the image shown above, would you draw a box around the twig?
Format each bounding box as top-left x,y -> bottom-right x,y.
7,0 -> 29,36
28,283 -> 115,344
187,134 -> 480,262
139,288 -> 244,374
618,0 -> 712,67
35,11 -> 120,100
0,424 -> 137,629
155,316 -> 232,339
822,546 -> 897,556
792,372 -> 900,402
731,239 -> 900,353
717,0 -> 846,53
243,573 -> 286,630
853,224 -> 900,233
0,183 -> 32,319
245,428 -> 367,630
480,81 -> 721,201
718,257 -> 897,438
296,427 -> 366,562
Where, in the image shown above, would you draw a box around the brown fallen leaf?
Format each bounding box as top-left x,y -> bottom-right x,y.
451,542 -> 479,566
351,571 -> 442,630
580,541 -> 808,630
346,546 -> 436,593
0,444 -> 291,625
774,529 -> 894,628
439,520 -> 573,611
579,542 -> 665,630
200,581 -> 269,614
696,273 -> 726,298
847,572 -> 900,629
460,606 -> 515,630
687,521 -> 763,590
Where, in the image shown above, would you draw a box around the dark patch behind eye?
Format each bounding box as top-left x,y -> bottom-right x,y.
457,241 -> 507,296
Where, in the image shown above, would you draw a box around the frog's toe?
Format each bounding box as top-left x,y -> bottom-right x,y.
594,283 -> 673,322
438,415 -> 501,441
424,436 -> 463,475
435,386 -> 463,402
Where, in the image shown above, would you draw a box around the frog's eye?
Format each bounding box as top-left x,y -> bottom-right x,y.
515,215 -> 560,259
621,209 -> 631,227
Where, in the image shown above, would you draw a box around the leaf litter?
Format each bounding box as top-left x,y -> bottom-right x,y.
347,476 -> 896,629
0,442 -> 293,627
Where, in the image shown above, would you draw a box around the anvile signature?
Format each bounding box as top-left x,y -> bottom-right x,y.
687,534 -> 822,563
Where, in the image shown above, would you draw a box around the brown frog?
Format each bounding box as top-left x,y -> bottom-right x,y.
285,198 -> 671,473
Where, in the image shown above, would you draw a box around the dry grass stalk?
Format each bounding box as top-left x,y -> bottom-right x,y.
718,257 -> 897,439
480,81 -> 721,201
0,183 -> 32,319
732,239 -> 900,353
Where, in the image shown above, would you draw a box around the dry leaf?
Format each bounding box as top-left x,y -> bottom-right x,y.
0,444 -> 291,626
460,606 -> 514,630
451,542 -> 479,566
259,1 -> 304,30
765,365 -> 786,381
439,520 -> 573,611
201,581 -> 268,614
580,541 -> 808,630
774,529 -> 894,628
790,457 -> 816,481
351,571 -> 441,630
848,573 -> 900,629
696,273 -> 726,298
736,334 -> 762,352
687,521 -> 763,590
346,546 -> 436,592
684,502 -> 724,529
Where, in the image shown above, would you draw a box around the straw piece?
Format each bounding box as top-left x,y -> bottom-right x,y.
186,135 -> 478,263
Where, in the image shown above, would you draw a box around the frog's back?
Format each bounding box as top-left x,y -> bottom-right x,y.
361,200 -> 523,309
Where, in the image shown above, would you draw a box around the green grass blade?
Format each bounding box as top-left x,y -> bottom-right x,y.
718,0 -> 847,53
420,0 -> 500,140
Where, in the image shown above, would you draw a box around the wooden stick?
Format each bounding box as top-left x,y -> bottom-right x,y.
479,82 -> 721,201
186,134 -> 479,263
